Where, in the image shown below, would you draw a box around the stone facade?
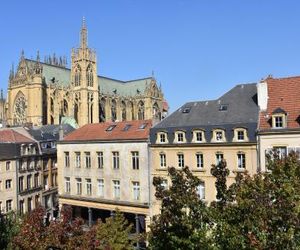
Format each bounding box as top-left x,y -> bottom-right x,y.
4,19 -> 167,128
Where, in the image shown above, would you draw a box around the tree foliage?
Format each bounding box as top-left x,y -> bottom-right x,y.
149,166 -> 214,250
95,209 -> 134,250
0,211 -> 20,249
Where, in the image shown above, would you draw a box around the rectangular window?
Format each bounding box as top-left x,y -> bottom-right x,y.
197,182 -> 205,200
64,152 -> 70,167
177,132 -> 184,142
216,131 -> 223,141
5,179 -> 12,189
275,116 -> 283,128
44,175 -> 48,190
6,161 -> 10,171
195,132 -> 203,142
196,153 -> 204,168
27,175 -> 31,189
34,174 -> 39,188
237,153 -> 246,169
19,177 -> 24,192
75,152 -> 81,168
76,178 -> 82,195
112,152 -> 120,169
161,179 -> 168,190
65,177 -> 71,193
273,146 -> 287,159
86,178 -> 92,195
85,152 -> 91,168
132,181 -> 140,201
97,179 -> 104,197
97,152 -> 104,169
178,153 -> 184,168
237,130 -> 245,141
6,200 -> 12,212
19,200 -> 24,215
160,153 -> 166,168
113,180 -> 120,199
216,153 -> 223,165
132,151 -> 139,170
160,133 -> 166,143
28,197 -> 32,212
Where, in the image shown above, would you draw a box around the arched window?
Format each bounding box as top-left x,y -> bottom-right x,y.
86,64 -> 93,87
111,99 -> 117,122
50,116 -> 54,125
121,101 -> 126,121
13,92 -> 27,125
152,102 -> 160,119
50,98 -> 54,113
138,101 -> 144,120
129,101 -> 134,120
63,100 -> 68,115
74,103 -> 79,123
99,98 -> 106,122
74,64 -> 81,86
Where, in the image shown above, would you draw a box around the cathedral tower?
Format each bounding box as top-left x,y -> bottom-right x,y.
71,18 -> 99,127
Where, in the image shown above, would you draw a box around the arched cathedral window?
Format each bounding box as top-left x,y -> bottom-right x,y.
99,98 -> 106,122
86,64 -> 93,87
121,101 -> 126,121
138,101 -> 145,120
111,99 -> 117,122
129,101 -> 134,120
153,102 -> 161,119
74,64 -> 81,86
63,100 -> 68,115
13,92 -> 27,125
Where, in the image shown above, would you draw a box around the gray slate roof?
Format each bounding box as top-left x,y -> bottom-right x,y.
0,143 -> 20,160
150,83 -> 259,144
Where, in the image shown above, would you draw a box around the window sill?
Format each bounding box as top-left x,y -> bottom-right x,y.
156,168 -> 168,171
192,168 -> 206,173
233,169 -> 246,173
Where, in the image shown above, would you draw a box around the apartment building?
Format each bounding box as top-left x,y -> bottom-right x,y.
0,129 -> 42,215
57,120 -> 152,232
150,83 -> 259,215
257,76 -> 300,171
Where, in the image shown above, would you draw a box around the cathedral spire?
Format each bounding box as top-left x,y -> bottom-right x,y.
80,17 -> 88,49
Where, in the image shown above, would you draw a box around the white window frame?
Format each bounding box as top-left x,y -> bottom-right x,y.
159,153 -> 167,168
197,182 -> 205,200
113,180 -> 120,199
65,177 -> 71,193
237,152 -> 246,169
75,152 -> 81,168
76,178 -> 82,195
196,153 -> 204,168
85,152 -> 91,168
97,151 -> 104,169
64,152 -> 70,167
178,153 -> 184,168
112,152 -> 120,169
132,181 -> 140,201
97,179 -> 104,197
86,178 -> 92,195
131,151 -> 139,170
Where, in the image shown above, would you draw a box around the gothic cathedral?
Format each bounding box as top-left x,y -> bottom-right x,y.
4,19 -> 168,127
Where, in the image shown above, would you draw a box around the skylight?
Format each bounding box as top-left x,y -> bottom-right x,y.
106,125 -> 116,132
139,123 -> 148,129
219,105 -> 228,111
123,124 -> 132,131
182,107 -> 191,113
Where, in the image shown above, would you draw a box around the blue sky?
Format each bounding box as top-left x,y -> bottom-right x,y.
1,1 -> 300,112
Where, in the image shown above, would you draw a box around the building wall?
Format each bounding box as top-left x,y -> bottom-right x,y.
258,132 -> 300,171
57,141 -> 150,215
150,144 -> 258,216
0,159 -> 17,213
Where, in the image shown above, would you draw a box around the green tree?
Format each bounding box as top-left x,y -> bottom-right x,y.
149,166 -> 214,250
212,152 -> 300,249
95,209 -> 133,250
0,211 -> 21,249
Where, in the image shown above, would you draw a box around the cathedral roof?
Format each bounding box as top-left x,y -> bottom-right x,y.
25,59 -> 153,97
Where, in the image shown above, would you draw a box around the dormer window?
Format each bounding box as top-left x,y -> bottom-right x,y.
272,108 -> 287,129
237,130 -> 244,141
193,130 -> 205,143
233,128 -> 248,142
213,129 -> 225,142
175,131 -> 186,143
156,132 -> 168,144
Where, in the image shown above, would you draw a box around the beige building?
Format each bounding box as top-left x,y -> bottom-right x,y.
4,19 -> 167,128
150,83 -> 259,215
57,120 -> 152,233
257,76 -> 300,171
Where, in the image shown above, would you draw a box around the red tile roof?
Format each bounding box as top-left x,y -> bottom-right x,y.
0,129 -> 35,143
63,120 -> 152,142
259,76 -> 300,129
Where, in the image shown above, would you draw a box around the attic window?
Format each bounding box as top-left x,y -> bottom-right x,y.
219,105 -> 228,111
139,123 -> 148,129
106,125 -> 116,132
182,107 -> 191,113
123,124 -> 132,131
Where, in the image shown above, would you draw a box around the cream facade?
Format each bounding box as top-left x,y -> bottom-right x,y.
57,122 -> 151,232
